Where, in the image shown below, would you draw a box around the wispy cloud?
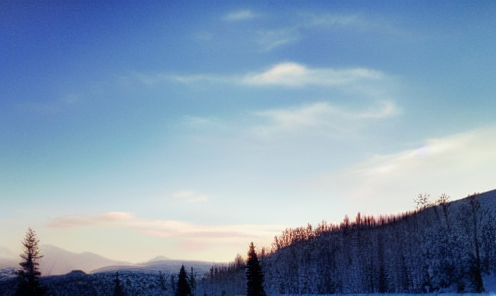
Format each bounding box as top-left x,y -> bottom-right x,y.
251,101 -> 398,137
251,12 -> 403,51
354,127 -> 496,177
47,212 -> 282,243
305,12 -> 408,36
47,212 -> 135,228
14,94 -> 82,115
223,9 -> 256,21
305,13 -> 366,29
256,29 -> 299,51
136,220 -> 282,242
173,190 -> 209,203
242,62 -> 384,87
141,62 -> 386,91
327,125 -> 496,207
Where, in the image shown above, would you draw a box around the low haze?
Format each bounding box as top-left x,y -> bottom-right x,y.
1,1 -> 495,263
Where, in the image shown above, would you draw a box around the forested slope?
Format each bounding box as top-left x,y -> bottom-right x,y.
202,190 -> 496,295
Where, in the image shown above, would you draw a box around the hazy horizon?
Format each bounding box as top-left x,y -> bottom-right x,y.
1,1 -> 495,263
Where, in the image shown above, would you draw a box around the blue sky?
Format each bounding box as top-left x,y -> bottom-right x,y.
1,1 -> 495,263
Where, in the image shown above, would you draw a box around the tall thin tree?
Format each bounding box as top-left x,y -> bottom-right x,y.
189,266 -> 196,296
176,265 -> 191,296
16,228 -> 46,296
113,272 -> 125,296
246,242 -> 266,296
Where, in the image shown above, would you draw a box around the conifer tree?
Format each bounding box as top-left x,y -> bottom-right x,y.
246,242 -> 266,296
113,272 -> 125,296
467,194 -> 484,292
176,265 -> 191,296
189,266 -> 196,296
16,228 -> 46,296
158,271 -> 167,292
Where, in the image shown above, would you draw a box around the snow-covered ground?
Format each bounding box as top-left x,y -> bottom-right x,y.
279,294 -> 496,296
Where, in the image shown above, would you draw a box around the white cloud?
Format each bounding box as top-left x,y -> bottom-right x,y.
251,101 -> 398,137
224,9 -> 256,21
256,29 -> 299,51
155,62 -> 387,91
326,125 -> 496,211
173,190 -> 209,203
242,62 -> 384,87
251,12 -> 402,51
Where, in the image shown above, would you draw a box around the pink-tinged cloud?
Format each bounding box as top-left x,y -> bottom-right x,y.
47,212 -> 135,228
47,212 -> 282,243
135,219 -> 282,242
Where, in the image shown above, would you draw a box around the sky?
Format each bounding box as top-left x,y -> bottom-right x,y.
1,0 -> 495,264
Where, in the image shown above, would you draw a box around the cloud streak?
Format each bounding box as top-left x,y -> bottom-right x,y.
242,62 -> 384,87
47,212 -> 135,228
136,220 -> 282,242
325,125 -> 496,209
47,212 -> 283,243
251,12 -> 404,51
256,29 -> 299,51
251,101 -> 398,137
223,9 -> 257,21
143,62 -> 387,91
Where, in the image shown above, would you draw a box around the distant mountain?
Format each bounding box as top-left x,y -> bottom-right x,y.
39,245 -> 131,276
1,244 -> 214,277
145,255 -> 170,263
92,257 -> 212,274
0,258 -> 17,270
0,246 -> 19,271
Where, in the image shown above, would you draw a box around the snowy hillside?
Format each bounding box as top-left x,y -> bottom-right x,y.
204,190 -> 496,295
91,257 -> 212,274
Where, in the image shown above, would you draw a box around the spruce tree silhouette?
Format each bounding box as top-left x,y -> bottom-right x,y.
113,272 -> 125,296
176,265 -> 191,296
16,228 -> 46,296
189,266 -> 196,296
246,242 -> 266,296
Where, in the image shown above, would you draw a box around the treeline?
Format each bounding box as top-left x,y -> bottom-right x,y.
203,190 -> 496,294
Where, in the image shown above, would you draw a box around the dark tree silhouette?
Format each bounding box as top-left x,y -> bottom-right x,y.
189,266 -> 196,296
176,265 -> 191,296
158,271 -> 167,292
467,194 -> 484,293
113,272 -> 125,296
16,228 -> 46,296
246,242 -> 266,296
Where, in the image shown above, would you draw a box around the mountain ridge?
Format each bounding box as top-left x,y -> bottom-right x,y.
0,244 -> 214,276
